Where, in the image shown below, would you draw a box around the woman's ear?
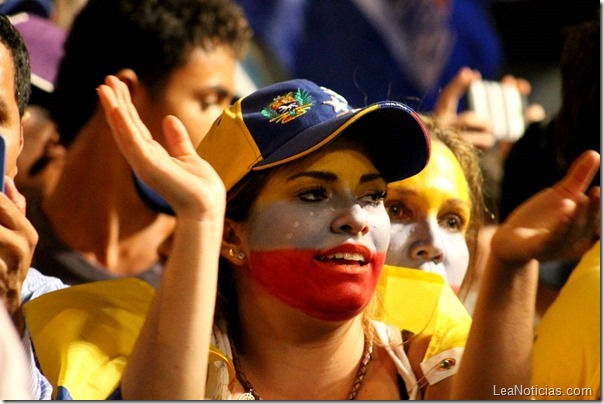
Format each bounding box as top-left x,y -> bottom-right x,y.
221,218 -> 247,266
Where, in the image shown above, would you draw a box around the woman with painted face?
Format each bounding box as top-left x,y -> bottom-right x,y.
385,117 -> 485,300
97,76 -> 600,400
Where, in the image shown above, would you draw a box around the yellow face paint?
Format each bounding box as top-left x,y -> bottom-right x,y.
389,142 -> 471,224
254,142 -> 387,209
384,141 -> 472,293
249,142 -> 390,252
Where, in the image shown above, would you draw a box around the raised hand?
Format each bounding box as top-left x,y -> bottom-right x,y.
432,67 -> 495,149
98,76 -> 225,400
0,177 -> 38,332
491,150 -> 600,264
97,76 -> 226,221
432,67 -> 546,150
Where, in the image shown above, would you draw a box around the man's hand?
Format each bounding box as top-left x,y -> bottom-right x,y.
0,177 -> 38,331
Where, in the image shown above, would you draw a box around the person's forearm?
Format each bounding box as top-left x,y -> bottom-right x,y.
122,216 -> 223,400
451,255 -> 538,399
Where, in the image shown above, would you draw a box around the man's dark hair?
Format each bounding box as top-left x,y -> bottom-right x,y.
51,0 -> 252,147
0,15 -> 31,117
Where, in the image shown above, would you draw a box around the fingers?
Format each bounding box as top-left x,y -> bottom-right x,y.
162,115 -> 197,159
433,67 -> 481,117
459,131 -> 496,150
96,74 -> 220,219
549,150 -> 600,258
0,180 -> 32,231
588,186 -> 600,207
3,178 -> 26,215
111,76 -> 152,143
555,150 -> 600,197
0,179 -> 37,294
97,76 -> 161,175
97,76 -> 149,144
524,103 -> 546,124
445,110 -> 495,149
500,74 -> 532,96
98,75 -> 193,165
96,80 -> 123,140
455,111 -> 493,131
587,186 -> 600,239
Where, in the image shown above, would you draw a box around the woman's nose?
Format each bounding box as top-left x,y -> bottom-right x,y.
409,241 -> 444,264
330,204 -> 370,236
408,222 -> 444,264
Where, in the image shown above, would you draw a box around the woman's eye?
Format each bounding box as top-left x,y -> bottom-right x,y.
361,190 -> 387,207
440,214 -> 465,232
297,187 -> 328,202
385,202 -> 413,220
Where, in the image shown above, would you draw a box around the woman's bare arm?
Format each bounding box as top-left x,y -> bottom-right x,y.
451,150 -> 600,399
97,76 -> 226,399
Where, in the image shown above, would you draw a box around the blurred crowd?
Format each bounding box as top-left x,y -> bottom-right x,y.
0,0 -> 600,400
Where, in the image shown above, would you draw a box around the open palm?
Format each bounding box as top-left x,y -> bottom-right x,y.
492,150 -> 600,263
97,76 -> 226,221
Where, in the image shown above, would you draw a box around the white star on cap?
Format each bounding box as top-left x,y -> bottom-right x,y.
321,87 -> 352,116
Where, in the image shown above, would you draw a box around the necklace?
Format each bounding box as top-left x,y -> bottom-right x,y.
230,336 -> 373,400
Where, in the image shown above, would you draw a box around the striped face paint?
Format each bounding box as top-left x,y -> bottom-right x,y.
384,142 -> 471,293
242,143 -> 390,321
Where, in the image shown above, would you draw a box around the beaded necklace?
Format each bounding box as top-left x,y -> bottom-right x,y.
230,336 -> 373,400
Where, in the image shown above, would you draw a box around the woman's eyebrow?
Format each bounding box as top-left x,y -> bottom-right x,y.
287,171 -> 338,182
287,171 -> 384,184
359,173 -> 384,184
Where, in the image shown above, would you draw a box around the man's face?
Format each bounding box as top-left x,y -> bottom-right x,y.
0,42 -> 24,178
137,45 -> 237,149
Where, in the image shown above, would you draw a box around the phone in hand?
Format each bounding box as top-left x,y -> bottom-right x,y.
466,80 -> 527,142
0,136 -> 5,193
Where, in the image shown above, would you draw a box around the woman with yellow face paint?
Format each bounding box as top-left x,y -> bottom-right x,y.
97,76 -> 600,400
385,118 -> 485,300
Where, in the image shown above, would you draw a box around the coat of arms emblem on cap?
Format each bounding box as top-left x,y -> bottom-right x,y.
261,88 -> 314,124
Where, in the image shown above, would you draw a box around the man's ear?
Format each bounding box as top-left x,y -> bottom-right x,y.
114,68 -> 140,98
18,109 -> 30,154
221,218 -> 247,266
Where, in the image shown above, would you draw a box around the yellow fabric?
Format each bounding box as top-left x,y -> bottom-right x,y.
376,265 -> 472,361
22,278 -> 235,400
196,101 -> 262,192
532,241 -> 600,400
23,278 -> 154,400
22,267 -> 471,399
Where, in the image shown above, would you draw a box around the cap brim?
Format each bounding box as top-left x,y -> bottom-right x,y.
132,172 -> 175,216
255,101 -> 430,183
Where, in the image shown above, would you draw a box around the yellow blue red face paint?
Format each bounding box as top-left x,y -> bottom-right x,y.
241,145 -> 390,320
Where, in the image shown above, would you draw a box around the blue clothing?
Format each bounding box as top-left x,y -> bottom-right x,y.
236,0 -> 503,111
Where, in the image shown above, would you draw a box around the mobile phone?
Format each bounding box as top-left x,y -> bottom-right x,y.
0,136 -> 5,193
466,80 -> 526,141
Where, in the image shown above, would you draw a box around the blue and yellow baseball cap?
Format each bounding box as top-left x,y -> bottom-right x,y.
134,79 -> 430,214
197,79 -> 430,191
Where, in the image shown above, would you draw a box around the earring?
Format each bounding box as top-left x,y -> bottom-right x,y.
228,248 -> 245,261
